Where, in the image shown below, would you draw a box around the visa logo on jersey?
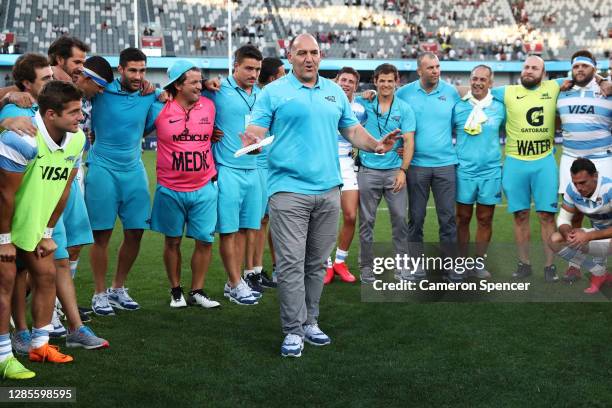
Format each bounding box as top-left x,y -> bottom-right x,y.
568,105 -> 595,114
39,166 -> 69,181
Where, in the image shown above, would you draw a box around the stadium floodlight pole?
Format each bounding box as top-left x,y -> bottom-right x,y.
227,0 -> 232,76
134,0 -> 139,48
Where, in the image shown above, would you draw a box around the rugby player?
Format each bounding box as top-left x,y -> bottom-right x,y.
324,66 -> 366,285
453,65 -> 505,279
550,158 -> 612,293
0,81 -> 86,369
556,50 -> 612,282
147,60 -> 220,309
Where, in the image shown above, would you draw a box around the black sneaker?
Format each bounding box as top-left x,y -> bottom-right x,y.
78,306 -> 93,315
544,264 -> 559,283
260,269 -> 277,289
512,262 -> 533,279
79,310 -> 92,323
245,272 -> 265,293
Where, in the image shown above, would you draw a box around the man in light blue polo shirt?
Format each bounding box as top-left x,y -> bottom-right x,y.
86,48 -> 159,315
396,52 -> 460,280
453,65 -> 505,279
245,34 -> 398,358
202,44 -> 264,304
356,63 -> 415,284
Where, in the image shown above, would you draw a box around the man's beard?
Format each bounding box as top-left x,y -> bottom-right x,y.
520,75 -> 542,88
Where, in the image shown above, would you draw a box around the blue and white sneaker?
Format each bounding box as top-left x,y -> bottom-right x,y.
224,280 -> 262,300
92,292 -> 115,316
281,334 -> 304,358
11,330 -> 31,355
303,323 -> 331,346
107,287 -> 140,311
50,309 -> 67,338
228,280 -> 259,306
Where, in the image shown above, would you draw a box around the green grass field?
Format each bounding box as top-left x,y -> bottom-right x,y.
4,150 -> 612,407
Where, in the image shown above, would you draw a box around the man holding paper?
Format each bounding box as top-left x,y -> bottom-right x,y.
242,33 -> 399,358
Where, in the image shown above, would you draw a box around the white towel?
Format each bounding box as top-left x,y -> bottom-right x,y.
462,91 -> 493,135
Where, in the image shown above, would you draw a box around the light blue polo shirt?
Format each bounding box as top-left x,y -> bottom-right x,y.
88,79 -> 158,171
357,95 -> 415,170
453,98 -> 505,179
396,79 -> 460,167
203,76 -> 260,170
250,72 -> 359,197
0,103 -> 38,121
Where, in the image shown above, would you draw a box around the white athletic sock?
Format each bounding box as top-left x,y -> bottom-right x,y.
243,269 -> 255,278
69,259 -> 79,279
253,266 -> 263,274
30,325 -> 53,349
0,333 -> 12,362
326,257 -> 332,268
334,248 -> 349,264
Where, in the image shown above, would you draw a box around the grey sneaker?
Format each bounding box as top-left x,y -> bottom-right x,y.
360,269 -> 376,283
544,264 -> 559,283
66,326 -> 109,350
512,262 -> 532,279
444,269 -> 465,283
11,330 -> 30,355
470,266 -> 492,279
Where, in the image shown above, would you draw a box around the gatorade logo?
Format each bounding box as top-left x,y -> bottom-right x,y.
40,166 -> 69,181
526,107 -> 544,126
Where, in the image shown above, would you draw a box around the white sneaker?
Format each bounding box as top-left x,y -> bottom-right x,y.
303,323 -> 331,346
170,293 -> 187,308
107,287 -> 140,310
470,266 -> 492,279
187,290 -> 220,308
50,309 -> 67,338
228,280 -> 258,305
92,292 -> 115,316
224,280 -> 262,299
281,333 -> 304,357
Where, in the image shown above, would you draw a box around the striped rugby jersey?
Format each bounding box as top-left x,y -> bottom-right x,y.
337,100 -> 367,157
563,175 -> 612,231
557,79 -> 612,159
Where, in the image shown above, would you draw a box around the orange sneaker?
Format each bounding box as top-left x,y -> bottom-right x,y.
333,262 -> 356,283
584,273 -> 609,294
324,266 -> 334,285
29,343 -> 74,363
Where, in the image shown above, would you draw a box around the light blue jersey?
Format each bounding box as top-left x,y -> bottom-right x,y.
0,103 -> 38,121
557,80 -> 612,159
250,72 -> 359,197
453,97 -> 505,179
88,79 -> 158,171
563,176 -> 612,230
204,76 -> 261,170
357,95 -> 415,170
396,79 -> 459,167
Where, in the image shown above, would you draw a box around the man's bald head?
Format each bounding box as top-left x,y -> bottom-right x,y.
289,34 -> 319,53
288,33 -> 321,86
520,55 -> 546,88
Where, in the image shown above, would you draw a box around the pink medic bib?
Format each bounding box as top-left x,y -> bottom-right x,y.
154,97 -> 216,192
